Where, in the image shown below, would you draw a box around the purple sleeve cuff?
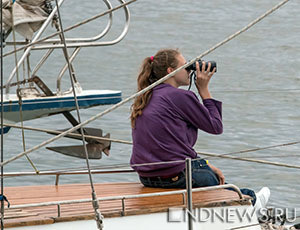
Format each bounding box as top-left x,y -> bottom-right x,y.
203,98 -> 222,114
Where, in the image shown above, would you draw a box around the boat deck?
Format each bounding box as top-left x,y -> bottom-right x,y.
2,182 -> 251,228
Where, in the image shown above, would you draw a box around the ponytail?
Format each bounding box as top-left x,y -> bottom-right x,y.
130,57 -> 153,128
131,49 -> 180,128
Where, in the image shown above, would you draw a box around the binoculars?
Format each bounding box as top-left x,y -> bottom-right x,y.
185,60 -> 217,72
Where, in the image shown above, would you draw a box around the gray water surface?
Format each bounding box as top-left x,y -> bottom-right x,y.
1,0 -> 300,213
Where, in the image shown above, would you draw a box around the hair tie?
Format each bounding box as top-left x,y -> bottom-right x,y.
150,56 -> 154,62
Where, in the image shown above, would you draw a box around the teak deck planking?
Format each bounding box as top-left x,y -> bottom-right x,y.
2,182 -> 251,228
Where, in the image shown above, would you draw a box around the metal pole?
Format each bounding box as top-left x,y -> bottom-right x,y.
5,0 -> 65,93
1,0 -> 4,228
185,158 -> 193,230
54,1 -> 103,229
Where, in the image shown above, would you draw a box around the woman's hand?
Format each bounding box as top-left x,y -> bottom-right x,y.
195,61 -> 216,100
207,163 -> 225,185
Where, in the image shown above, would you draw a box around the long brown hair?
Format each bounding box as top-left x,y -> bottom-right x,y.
131,49 -> 180,128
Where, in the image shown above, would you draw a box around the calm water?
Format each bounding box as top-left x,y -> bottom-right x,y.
1,0 -> 300,213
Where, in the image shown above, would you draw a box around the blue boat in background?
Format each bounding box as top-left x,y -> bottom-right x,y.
0,88 -> 122,133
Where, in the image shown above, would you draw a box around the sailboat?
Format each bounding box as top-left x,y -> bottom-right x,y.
0,0 -> 124,134
1,0 -> 299,229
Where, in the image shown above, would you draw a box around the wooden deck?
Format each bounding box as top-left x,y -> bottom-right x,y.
2,182 -> 252,228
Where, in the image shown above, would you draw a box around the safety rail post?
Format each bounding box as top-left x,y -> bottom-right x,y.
121,198 -> 125,216
57,204 -> 61,217
182,193 -> 186,205
55,174 -> 60,186
185,158 -> 193,230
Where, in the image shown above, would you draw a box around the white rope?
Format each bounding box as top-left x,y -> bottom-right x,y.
0,0 -> 291,167
212,88 -> 300,94
196,0 -> 290,58
3,122 -> 132,145
198,152 -> 300,170
202,140 -> 300,159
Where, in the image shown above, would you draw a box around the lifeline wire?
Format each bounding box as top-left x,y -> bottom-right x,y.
197,152 -> 300,170
0,0 -> 291,168
4,122 -> 300,170
199,140 -> 300,160
4,121 -> 300,156
4,136 -> 300,177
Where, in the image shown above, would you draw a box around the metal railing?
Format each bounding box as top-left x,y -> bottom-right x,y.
7,183 -> 245,218
2,168 -> 134,185
4,0 -> 133,94
4,159 -> 245,226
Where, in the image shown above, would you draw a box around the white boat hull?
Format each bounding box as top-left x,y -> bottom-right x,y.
9,206 -> 261,230
0,90 -> 122,133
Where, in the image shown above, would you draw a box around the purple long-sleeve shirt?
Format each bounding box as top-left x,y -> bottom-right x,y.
130,83 -> 222,177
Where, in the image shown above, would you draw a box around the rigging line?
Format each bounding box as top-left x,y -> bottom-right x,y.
40,147 -> 300,172
6,121 -> 300,159
89,153 -> 300,170
210,154 -> 300,159
229,223 -> 262,230
54,1 -> 89,178
24,160 -> 186,175
201,140 -> 300,159
54,1 -> 103,229
16,124 -> 300,159
52,160 -> 185,173
3,123 -> 132,145
45,141 -> 300,171
2,0 -> 137,58
197,152 -> 300,170
11,3 -> 39,173
95,160 -> 185,170
79,87 -> 300,98
4,125 -> 300,171
33,164 -> 132,175
195,0 -> 290,58
11,141 -> 300,173
0,0 -> 290,167
2,169 -> 135,178
0,0 -> 4,227
39,159 -> 185,174
5,0 -> 65,94
61,150 -> 300,171
62,87 -> 300,98
14,149 -> 300,174
8,148 -> 300,176
212,88 -> 300,93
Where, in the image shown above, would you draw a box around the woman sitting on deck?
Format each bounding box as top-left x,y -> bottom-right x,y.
130,48 -> 269,210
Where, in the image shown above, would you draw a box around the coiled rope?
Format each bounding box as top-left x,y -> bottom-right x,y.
0,0 -> 291,168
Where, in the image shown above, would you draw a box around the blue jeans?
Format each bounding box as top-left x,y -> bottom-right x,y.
139,158 -> 256,205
